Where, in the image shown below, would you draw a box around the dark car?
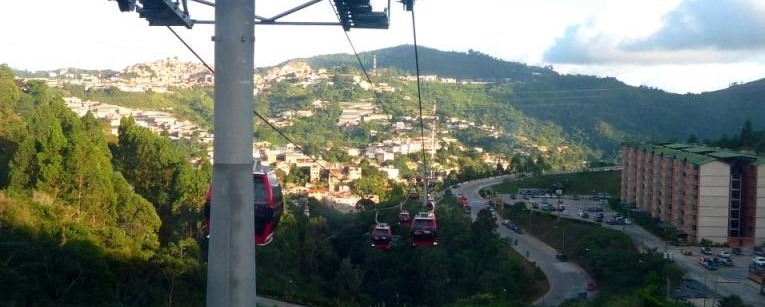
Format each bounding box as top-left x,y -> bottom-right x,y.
594,216 -> 603,223
754,246 -> 765,257
556,253 -> 568,261
732,247 -> 743,255
716,257 -> 733,266
511,225 -> 524,234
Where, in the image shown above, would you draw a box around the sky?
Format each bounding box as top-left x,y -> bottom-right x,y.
2,0 -> 765,94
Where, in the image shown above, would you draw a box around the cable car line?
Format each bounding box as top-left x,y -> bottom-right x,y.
328,0 -> 395,127
166,26 -> 214,73
164,25 -> 343,182
410,4 -> 430,207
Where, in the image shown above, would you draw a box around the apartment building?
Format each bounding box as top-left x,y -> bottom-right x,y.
621,143 -> 765,247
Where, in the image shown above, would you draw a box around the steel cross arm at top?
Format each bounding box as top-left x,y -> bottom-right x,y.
189,0 -> 328,24
188,0 -> 214,7
193,19 -> 341,26
264,0 -> 323,23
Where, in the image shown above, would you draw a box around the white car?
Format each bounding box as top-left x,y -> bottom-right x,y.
717,251 -> 731,258
753,256 -> 765,266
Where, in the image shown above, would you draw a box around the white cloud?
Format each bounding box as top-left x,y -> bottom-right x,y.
2,1 -> 764,94
544,0 -> 765,65
555,62 -> 765,93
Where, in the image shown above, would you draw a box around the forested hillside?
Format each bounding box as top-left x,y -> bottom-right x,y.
303,45 -> 765,158
0,65 -> 542,306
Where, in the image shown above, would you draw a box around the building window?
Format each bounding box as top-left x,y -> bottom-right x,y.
732,181 -> 741,189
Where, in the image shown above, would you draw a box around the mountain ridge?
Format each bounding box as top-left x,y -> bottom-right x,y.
10,45 -> 765,159
299,45 -> 765,156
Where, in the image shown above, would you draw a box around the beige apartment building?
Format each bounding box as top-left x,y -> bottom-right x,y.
621,143 -> 765,247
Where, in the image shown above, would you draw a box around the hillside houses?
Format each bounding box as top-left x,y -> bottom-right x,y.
63,97 -> 212,144
337,102 -> 388,127
52,58 -> 533,212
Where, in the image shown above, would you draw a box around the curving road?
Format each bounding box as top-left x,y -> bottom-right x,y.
453,175 -> 592,306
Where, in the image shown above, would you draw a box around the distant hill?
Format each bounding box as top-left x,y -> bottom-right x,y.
304,44 -> 557,82
304,45 -> 765,157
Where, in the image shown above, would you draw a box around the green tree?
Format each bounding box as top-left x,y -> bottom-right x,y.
718,295 -> 752,307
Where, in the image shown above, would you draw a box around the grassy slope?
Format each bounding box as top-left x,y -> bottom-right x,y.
490,171 -> 621,197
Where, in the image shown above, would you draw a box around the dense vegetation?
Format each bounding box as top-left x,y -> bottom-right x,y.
704,119 -> 765,154
257,194 -> 544,306
502,203 -> 686,307
1,65 -> 210,305
306,45 -> 765,159
490,171 -> 621,197
1,65 -> 543,306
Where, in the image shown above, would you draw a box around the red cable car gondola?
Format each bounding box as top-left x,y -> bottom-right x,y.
371,223 -> 393,250
425,194 -> 435,211
411,212 -> 437,247
203,162 -> 284,246
399,210 -> 412,226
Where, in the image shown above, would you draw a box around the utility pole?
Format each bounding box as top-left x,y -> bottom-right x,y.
112,2 -> 413,305
207,0 -> 256,306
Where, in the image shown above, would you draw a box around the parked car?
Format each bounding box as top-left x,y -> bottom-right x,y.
581,212 -> 590,218
716,257 -> 733,266
717,251 -> 731,259
697,257 -> 710,266
681,249 -> 693,256
732,247 -> 743,255
754,246 -> 765,256
511,225 -> 524,234
556,253 -> 568,261
594,216 -> 603,223
502,219 -> 513,228
705,262 -> 718,271
753,256 -> 765,266
701,247 -> 712,255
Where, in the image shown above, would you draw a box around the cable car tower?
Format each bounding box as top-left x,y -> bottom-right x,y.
111,0 -> 416,306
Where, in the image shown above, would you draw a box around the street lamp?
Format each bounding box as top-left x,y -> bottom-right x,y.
562,227 -> 566,251
554,225 -> 566,251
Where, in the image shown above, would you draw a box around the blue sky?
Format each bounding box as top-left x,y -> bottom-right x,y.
2,0 -> 765,93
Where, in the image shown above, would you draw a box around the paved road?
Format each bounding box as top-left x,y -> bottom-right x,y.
454,175 -> 593,307
612,223 -> 764,306
256,296 -> 305,307
499,191 -> 764,306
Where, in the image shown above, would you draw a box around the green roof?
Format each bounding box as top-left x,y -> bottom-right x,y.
684,146 -> 716,154
707,151 -> 755,159
664,143 -> 693,149
623,143 -> 765,165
